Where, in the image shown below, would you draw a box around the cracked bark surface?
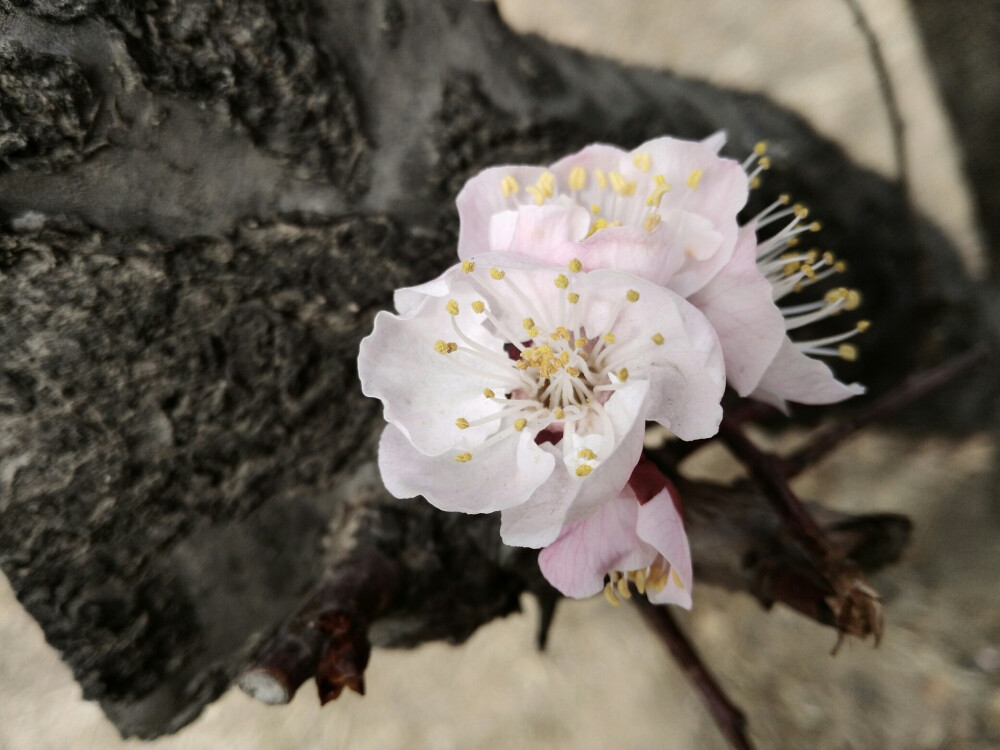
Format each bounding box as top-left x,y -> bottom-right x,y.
0,0 -> 995,738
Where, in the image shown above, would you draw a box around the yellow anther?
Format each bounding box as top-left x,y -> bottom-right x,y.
839,343 -> 859,362
617,368 -> 629,381
461,260 -> 475,273
633,152 -> 652,172
654,174 -> 667,186
805,249 -> 819,264
575,337 -> 588,349
538,171 -> 556,198
434,339 -> 458,354
559,350 -> 570,365
490,268 -> 505,280
793,203 -> 808,219
608,220 -> 622,227
567,293 -> 580,304
856,320 -> 871,332
590,203 -> 601,214
608,171 -> 636,196
566,366 -> 580,377
754,141 -> 768,155
454,452 -> 473,463
471,300 -> 485,313
845,289 -> 862,310
783,261 -> 801,277
554,408 -> 565,420
568,258 -> 583,273
651,333 -> 664,345
671,569 -> 685,590
650,571 -> 668,592
514,418 -> 527,432
834,260 -> 848,273
586,217 -> 610,237
616,575 -> 632,598
578,449 -> 597,460
603,581 -> 620,607
554,274 -> 569,289
483,388 -> 496,399
515,359 -> 528,370
594,169 -> 607,189
626,289 -> 640,302
553,326 -> 571,341
500,175 -> 520,197
446,299 -> 459,316
522,317 -> 535,330
750,176 -> 762,189
528,327 -> 539,338
758,156 -> 771,170
644,213 -> 662,231
603,333 -> 616,344
631,569 -> 647,595
525,185 -> 546,205
455,417 -> 469,430
822,251 -> 836,266
646,182 -> 672,207
788,237 -> 800,247
800,264 -> 816,279
687,168 -> 704,189
576,465 -> 593,477
568,166 -> 587,191
810,221 -> 822,232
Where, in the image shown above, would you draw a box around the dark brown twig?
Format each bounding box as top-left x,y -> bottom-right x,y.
238,547 -> 398,705
635,598 -> 755,750
843,0 -> 910,199
718,414 -> 836,567
717,415 -> 885,645
782,346 -> 988,477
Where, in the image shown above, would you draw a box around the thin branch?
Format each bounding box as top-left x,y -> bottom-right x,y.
843,0 -> 911,199
782,346 -> 988,477
717,414 -> 836,567
635,599 -> 755,750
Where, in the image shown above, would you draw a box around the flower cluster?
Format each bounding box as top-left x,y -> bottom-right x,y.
359,134 -> 864,608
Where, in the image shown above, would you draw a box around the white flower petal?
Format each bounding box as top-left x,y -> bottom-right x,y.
378,423 -> 554,514
360,276 -> 509,455
500,380 -> 650,548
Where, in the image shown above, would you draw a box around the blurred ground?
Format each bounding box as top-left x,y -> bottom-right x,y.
2,1 -> 997,748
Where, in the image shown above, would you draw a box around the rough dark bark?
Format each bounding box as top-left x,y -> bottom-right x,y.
0,0 -> 995,739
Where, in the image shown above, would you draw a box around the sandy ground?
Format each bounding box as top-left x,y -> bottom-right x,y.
3,2 -> 997,749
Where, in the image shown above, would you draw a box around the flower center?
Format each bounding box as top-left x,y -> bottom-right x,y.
436,261 -> 666,476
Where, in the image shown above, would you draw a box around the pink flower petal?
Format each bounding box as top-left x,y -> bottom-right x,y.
456,165 -> 551,259
635,485 -> 693,609
538,488 -> 656,599
750,338 -> 866,411
689,225 -> 786,396
549,143 -> 629,179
